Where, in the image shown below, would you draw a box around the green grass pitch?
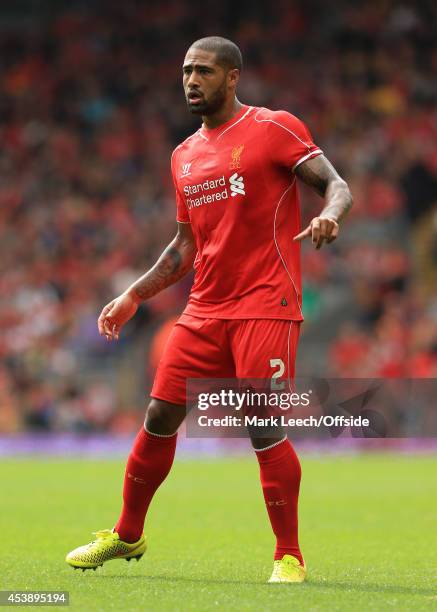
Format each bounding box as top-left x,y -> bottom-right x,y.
0,453 -> 436,611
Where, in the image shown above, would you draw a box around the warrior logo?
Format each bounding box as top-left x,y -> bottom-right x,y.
181,162 -> 192,177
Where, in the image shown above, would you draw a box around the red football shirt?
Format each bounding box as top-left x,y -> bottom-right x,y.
171,105 -> 322,320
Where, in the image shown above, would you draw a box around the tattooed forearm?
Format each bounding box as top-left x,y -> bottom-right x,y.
295,154 -> 353,222
126,227 -> 197,303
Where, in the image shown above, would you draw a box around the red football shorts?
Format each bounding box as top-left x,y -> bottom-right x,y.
151,314 -> 301,406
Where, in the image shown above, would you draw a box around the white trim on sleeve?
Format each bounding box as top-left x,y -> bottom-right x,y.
292,149 -> 323,171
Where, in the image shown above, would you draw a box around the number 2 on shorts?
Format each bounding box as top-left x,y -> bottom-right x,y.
270,358 -> 285,390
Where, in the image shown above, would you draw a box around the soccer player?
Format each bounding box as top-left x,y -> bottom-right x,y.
66,36 -> 352,583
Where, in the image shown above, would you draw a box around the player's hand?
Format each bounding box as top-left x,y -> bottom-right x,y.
97,292 -> 139,341
293,216 -> 339,249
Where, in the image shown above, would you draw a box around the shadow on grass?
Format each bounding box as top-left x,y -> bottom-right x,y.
92,574 -> 436,596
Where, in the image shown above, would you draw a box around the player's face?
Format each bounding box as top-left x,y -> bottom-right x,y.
183,48 -> 233,115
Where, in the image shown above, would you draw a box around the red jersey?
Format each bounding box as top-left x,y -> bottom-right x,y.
171,105 -> 322,321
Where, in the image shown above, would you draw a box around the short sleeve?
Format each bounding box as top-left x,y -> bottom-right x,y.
171,149 -> 190,223
266,111 -> 323,172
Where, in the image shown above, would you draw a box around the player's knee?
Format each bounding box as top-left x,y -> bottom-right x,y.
144,398 -> 184,435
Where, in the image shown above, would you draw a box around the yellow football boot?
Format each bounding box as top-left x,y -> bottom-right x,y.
66,529 -> 146,571
268,555 -> 307,583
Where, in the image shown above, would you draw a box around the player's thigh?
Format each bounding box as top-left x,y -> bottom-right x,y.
230,319 -> 301,382
151,314 -> 235,407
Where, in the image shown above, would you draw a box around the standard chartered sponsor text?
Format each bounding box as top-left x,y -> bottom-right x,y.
184,175 -> 228,209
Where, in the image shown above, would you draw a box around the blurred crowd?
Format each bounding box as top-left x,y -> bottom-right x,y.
0,0 -> 436,433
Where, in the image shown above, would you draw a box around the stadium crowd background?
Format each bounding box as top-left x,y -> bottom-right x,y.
0,0 -> 435,434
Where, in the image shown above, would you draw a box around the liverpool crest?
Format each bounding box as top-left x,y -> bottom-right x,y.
229,145 -> 244,170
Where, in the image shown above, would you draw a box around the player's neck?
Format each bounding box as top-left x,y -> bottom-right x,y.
202,98 -> 244,130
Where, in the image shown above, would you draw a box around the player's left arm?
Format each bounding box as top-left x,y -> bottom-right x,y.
293,154 -> 353,249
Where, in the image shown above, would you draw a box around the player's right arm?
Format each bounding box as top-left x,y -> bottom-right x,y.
98,222 -> 196,341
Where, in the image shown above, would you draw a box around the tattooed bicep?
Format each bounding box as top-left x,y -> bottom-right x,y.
294,154 -> 342,197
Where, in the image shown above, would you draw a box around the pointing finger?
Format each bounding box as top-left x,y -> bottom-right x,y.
293,225 -> 312,242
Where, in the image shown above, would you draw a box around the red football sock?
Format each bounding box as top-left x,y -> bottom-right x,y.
255,437 -> 303,564
114,426 -> 177,543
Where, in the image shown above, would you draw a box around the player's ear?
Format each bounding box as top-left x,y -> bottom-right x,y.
227,68 -> 240,89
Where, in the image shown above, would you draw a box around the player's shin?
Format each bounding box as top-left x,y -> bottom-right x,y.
114,426 -> 177,543
255,437 -> 303,565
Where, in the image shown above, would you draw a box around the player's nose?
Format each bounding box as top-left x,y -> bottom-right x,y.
186,71 -> 201,88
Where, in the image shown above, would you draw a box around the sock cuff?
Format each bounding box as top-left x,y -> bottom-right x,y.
254,437 -> 288,453
254,437 -> 295,465
143,423 -> 178,439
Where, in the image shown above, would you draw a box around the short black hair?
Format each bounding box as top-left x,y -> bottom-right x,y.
190,36 -> 243,72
